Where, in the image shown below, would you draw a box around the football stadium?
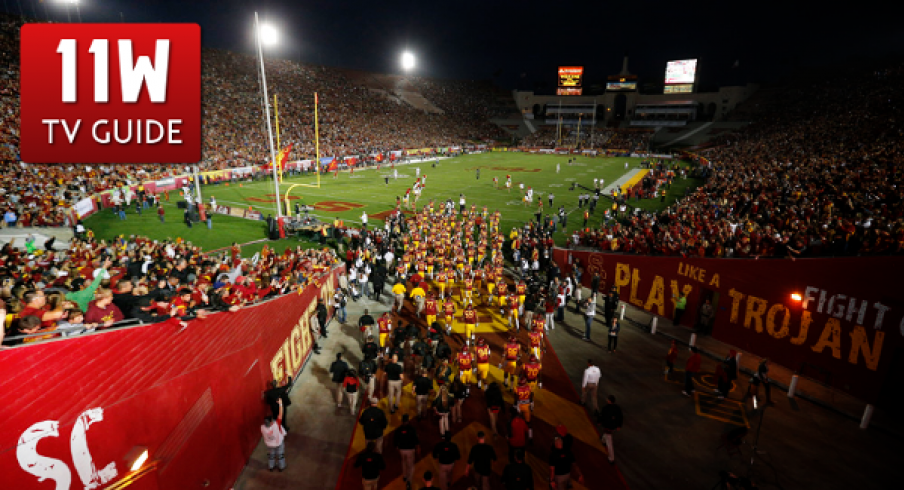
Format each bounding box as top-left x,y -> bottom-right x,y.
1,3 -> 902,490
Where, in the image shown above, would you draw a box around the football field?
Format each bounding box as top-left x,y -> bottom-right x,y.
84,152 -> 692,254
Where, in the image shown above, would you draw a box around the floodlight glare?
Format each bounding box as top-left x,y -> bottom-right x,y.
401,52 -> 415,71
260,24 -> 279,46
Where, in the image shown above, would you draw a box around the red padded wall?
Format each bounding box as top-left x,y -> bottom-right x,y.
0,268 -> 339,490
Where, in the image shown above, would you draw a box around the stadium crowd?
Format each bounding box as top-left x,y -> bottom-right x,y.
573,64 -> 904,257
0,14 -> 507,224
0,234 -> 339,345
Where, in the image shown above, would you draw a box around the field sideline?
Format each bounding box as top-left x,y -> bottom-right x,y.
84,153 -> 697,253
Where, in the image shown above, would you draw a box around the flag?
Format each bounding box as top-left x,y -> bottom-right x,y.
321,157 -> 337,172
272,143 -> 293,177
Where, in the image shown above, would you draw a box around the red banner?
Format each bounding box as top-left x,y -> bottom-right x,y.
0,267 -> 341,490
554,249 -> 903,404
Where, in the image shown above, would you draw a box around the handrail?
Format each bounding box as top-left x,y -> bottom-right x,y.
2,264 -> 342,347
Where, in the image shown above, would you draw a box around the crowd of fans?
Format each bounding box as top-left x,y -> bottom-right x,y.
0,14 -> 508,224
0,235 -> 339,345
573,64 -> 904,257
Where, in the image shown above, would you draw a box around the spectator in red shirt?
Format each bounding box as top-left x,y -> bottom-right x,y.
85,288 -> 125,327
20,290 -> 65,328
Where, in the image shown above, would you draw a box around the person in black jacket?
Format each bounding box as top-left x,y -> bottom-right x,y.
502,448 -> 533,490
359,398 -> 388,453
394,414 -> 420,489
359,357 -> 378,401
597,395 -> 623,464
467,431 -> 497,490
362,334 -> 380,362
129,296 -> 172,324
485,382 -> 504,436
330,353 -> 349,408
354,441 -> 386,490
316,299 -> 329,338
432,431 -> 460,490
413,369 -> 433,419
264,377 -> 294,431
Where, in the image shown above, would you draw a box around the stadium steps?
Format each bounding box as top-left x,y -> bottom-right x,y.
658,121 -> 713,147
396,90 -> 445,114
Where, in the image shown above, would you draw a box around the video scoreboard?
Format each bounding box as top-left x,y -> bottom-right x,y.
557,66 -> 583,95
664,59 -> 697,93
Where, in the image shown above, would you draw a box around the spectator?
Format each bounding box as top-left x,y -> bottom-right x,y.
597,395 -> 623,464
85,288 -> 124,327
683,347 -> 702,396
264,378 -> 293,431
261,399 -> 287,472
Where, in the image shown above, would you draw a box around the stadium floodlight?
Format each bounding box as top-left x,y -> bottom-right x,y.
255,12 -> 282,217
260,24 -> 279,46
401,51 -> 415,72
58,0 -> 82,23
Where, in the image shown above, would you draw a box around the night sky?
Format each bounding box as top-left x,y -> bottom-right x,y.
6,0 -> 903,91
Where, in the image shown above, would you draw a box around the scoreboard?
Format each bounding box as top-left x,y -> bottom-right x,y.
557,66 -> 583,95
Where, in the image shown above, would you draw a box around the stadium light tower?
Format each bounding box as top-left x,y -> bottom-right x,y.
254,13 -> 282,218
401,51 -> 415,72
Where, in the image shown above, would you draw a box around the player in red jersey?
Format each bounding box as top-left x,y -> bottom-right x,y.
457,348 -> 474,387
377,312 -> 392,351
502,335 -> 522,389
462,303 -> 478,341
507,291 -> 520,330
514,377 -> 534,439
424,292 -> 438,327
442,295 -> 456,336
528,324 -> 545,361
475,337 -> 491,389
436,268 -> 448,298
462,276 -> 474,305
522,353 -> 543,392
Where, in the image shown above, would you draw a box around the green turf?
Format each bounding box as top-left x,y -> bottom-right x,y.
84,153 -> 699,251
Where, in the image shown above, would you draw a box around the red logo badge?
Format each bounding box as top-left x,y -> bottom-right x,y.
19,23 -> 201,163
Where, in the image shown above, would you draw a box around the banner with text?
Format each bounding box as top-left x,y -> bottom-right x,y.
554,249 -> 903,404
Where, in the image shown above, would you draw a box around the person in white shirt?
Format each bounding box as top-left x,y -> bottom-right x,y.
583,295 -> 596,342
261,399 -> 287,471
359,270 -> 370,298
582,359 -> 602,412
361,211 -> 368,229
384,250 -> 395,268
